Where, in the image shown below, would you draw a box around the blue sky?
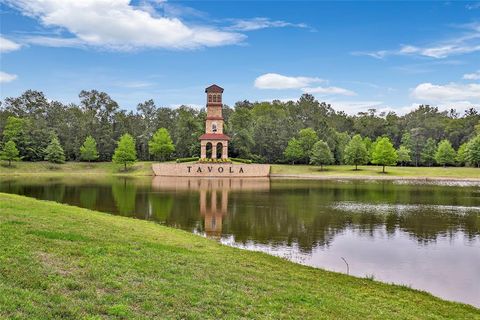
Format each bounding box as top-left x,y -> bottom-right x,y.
1,0 -> 479,114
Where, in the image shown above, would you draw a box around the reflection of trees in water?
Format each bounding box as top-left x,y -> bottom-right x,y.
162,193 -> 202,232
148,193 -> 174,221
79,188 -> 98,209
111,178 -> 137,215
221,184 -> 480,252
1,177 -> 479,252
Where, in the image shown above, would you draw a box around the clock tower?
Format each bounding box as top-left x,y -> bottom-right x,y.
199,84 -> 230,159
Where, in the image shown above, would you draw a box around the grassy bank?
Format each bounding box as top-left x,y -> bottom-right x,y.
1,161 -> 479,180
1,193 -> 478,319
271,164 -> 480,180
0,161 -> 154,176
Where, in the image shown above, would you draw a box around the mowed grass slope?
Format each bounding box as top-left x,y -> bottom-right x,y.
1,161 -> 479,180
1,194 -> 478,319
0,161 -> 154,176
271,164 -> 480,179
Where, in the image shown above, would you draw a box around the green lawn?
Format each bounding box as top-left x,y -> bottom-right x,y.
1,161 -> 479,180
271,164 -> 480,179
0,161 -> 154,176
1,193 -> 478,319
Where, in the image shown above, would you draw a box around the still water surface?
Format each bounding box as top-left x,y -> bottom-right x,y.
1,176 -> 479,307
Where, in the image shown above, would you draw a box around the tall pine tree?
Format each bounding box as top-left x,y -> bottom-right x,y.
44,135 -> 65,164
79,135 -> 99,162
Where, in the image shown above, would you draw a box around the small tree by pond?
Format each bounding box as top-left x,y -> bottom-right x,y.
284,138 -> 303,164
310,140 -> 334,171
79,135 -> 99,162
44,135 -> 65,164
466,135 -> 480,167
435,140 -> 456,167
343,134 -> 369,170
397,145 -> 411,166
0,140 -> 20,166
371,137 -> 397,173
113,134 -> 137,170
148,128 -> 175,161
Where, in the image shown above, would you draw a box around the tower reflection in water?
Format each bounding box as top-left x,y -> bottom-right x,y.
151,177 -> 270,237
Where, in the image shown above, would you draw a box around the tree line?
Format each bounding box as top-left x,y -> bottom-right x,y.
0,89 -> 479,167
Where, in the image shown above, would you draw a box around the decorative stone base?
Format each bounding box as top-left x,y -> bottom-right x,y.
152,163 -> 270,177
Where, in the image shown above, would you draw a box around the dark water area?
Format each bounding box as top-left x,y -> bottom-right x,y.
1,176 -> 479,307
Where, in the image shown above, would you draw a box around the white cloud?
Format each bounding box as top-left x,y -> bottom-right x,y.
4,0 -> 245,50
302,86 -> 356,96
355,22 -> 480,59
466,2 -> 480,10
0,36 -> 21,53
324,100 -> 383,115
254,73 -> 324,89
411,82 -> 480,102
226,18 -> 307,31
0,71 -> 18,83
463,70 -> 480,80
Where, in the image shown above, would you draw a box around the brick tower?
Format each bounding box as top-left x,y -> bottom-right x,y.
199,84 -> 230,160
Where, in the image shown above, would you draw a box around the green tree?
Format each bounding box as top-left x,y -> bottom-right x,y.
420,138 -> 437,166
466,135 -> 480,167
435,140 -> 456,167
149,128 -> 175,161
229,104 -> 254,158
284,138 -> 304,164
309,140 -> 334,171
371,137 -> 398,173
79,135 -> 99,162
0,140 -> 20,166
298,128 -> 318,162
331,130 -> 350,165
44,135 -> 65,164
456,143 -> 469,166
112,133 -> 137,170
397,145 -> 411,166
2,116 -> 30,158
343,134 -> 369,170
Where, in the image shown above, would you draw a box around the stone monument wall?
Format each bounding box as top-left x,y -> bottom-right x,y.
152,163 -> 270,177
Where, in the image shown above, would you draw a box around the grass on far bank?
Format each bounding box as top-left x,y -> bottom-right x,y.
1,193 -> 478,319
271,164 -> 480,179
0,161 -> 154,176
1,161 -> 479,180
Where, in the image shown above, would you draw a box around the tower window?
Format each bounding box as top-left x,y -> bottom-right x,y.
213,95 -> 217,102
208,95 -> 212,102
212,123 -> 217,132
217,94 -> 221,103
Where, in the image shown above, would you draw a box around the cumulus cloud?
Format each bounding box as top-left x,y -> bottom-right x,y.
254,73 -> 324,89
3,0 -> 245,50
323,100 -> 383,115
0,36 -> 21,53
463,70 -> 480,80
226,18 -> 307,31
354,22 -> 480,59
0,71 -> 18,83
411,82 -> 480,102
302,86 -> 356,96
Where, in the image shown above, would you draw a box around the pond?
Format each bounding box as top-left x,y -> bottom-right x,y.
1,176 -> 479,307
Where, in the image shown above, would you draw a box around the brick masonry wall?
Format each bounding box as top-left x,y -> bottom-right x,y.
152,163 -> 271,177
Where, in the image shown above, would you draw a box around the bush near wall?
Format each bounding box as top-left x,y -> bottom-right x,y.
230,158 -> 253,164
176,157 -> 199,163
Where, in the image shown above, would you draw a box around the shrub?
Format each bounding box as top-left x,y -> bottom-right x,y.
231,157 -> 253,164
176,157 -> 199,163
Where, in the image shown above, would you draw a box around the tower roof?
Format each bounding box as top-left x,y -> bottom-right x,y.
205,84 -> 224,93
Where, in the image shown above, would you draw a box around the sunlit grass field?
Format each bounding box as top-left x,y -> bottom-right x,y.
1,161 -> 479,179
271,164 -> 480,179
0,161 -> 155,176
1,193 -> 478,319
